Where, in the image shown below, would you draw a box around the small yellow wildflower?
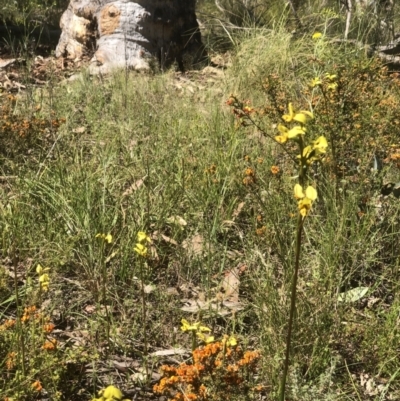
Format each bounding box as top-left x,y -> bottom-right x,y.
222,335 -> 238,347
327,82 -> 338,91
36,264 -> 50,275
310,77 -> 322,88
197,332 -> 215,344
96,233 -> 113,244
325,73 -> 337,80
312,32 -> 322,40
137,231 -> 151,243
294,184 -> 318,217
134,243 -> 147,257
312,136 -> 328,154
282,103 -> 313,124
181,319 -> 211,333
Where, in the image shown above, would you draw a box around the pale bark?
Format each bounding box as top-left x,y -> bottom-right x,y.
56,0 -> 205,74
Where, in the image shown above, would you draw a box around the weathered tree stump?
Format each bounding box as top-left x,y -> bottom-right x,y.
56,0 -> 205,74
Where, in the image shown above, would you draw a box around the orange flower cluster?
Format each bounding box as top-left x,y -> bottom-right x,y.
21,306 -> 39,323
0,95 -> 65,158
6,352 -> 17,370
0,319 -> 16,331
42,338 -> 57,351
243,167 -> 256,186
31,380 -> 43,392
154,341 -> 260,401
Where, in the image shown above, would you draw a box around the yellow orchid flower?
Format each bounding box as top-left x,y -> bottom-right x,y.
96,385 -> 129,401
310,77 -> 322,88
39,273 -> 50,292
134,243 -> 147,257
36,264 -> 50,275
275,124 -> 289,143
325,73 -> 337,80
222,335 -> 238,347
197,332 -> 215,344
313,136 -> 328,154
312,32 -> 322,40
302,145 -> 313,159
282,102 -> 295,122
181,319 -> 211,333
293,110 -> 313,124
287,126 -> 306,139
294,183 -> 305,199
327,82 -> 338,91
96,233 -> 113,244
282,103 -> 313,124
298,197 -> 313,217
137,231 -> 151,243
294,184 -> 318,217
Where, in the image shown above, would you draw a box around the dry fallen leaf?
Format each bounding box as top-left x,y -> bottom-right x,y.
216,267 -> 240,303
143,284 -> 156,294
232,201 -> 245,220
72,126 -> 86,134
166,215 -> 187,227
182,234 -> 204,257
151,348 -> 189,357
122,176 -> 146,196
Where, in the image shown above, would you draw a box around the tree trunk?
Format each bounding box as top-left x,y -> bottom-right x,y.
56,0 -> 205,74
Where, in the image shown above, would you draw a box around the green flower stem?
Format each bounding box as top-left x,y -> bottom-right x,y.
13,242 -> 26,376
139,258 -> 149,379
99,240 -> 111,353
191,331 -> 197,352
279,213 -> 304,401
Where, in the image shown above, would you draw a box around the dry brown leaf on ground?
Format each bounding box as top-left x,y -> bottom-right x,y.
151,348 -> 189,357
232,201 -> 245,220
180,298 -> 211,313
143,284 -> 156,294
166,215 -> 187,227
122,176 -> 146,196
182,234 -> 204,257
151,231 -> 179,246
72,126 -> 86,134
216,267 -> 241,303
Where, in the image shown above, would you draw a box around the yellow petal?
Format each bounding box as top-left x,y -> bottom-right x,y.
305,186 -> 317,201
310,77 -> 322,87
313,136 -> 328,153
287,126 -> 306,139
180,319 -> 190,331
302,145 -> 313,158
198,325 -> 211,333
282,103 -> 295,122
39,273 -> 50,283
105,234 -> 112,244
137,231 -> 150,243
298,197 -> 312,216
312,32 -> 322,40
226,335 -> 237,347
102,385 -> 123,400
36,264 -> 43,274
325,73 -> 337,80
277,124 -> 288,134
294,184 -> 305,199
181,319 -> 199,332
134,243 -> 147,256
197,332 -> 215,343
275,135 -> 288,144
299,110 -> 313,119
293,111 -> 312,124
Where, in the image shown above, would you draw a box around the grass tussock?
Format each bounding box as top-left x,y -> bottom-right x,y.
1,24 -> 400,401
